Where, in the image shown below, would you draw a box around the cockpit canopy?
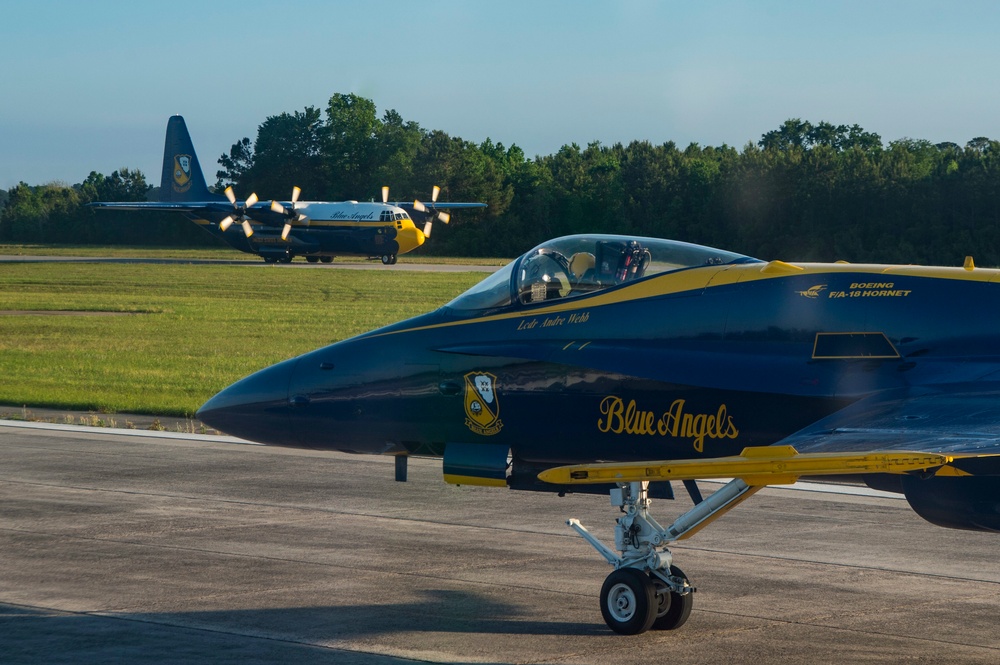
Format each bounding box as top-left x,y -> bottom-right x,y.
447,234 -> 758,311
379,208 -> 411,222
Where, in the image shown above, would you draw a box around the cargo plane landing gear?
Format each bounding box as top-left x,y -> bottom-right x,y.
381,254 -> 398,265
567,478 -> 757,634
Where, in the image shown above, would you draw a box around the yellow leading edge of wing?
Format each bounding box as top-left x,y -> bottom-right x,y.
536,445 -> 976,487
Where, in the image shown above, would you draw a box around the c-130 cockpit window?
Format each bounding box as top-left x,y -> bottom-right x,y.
446,234 -> 758,310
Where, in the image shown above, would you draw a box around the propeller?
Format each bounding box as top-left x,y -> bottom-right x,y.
269,186 -> 309,240
412,185 -> 450,238
219,186 -> 259,238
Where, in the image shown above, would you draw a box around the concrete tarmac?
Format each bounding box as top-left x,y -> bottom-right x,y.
2,421 -> 998,664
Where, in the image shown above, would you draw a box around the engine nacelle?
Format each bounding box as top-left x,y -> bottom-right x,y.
901,476 -> 1000,532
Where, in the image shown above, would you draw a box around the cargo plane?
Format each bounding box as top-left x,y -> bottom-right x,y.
91,116 -> 486,264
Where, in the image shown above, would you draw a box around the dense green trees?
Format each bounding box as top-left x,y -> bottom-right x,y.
0,169 -> 213,246
3,97 -> 1000,266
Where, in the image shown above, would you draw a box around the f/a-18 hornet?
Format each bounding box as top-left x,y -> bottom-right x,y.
198,233 -> 1000,634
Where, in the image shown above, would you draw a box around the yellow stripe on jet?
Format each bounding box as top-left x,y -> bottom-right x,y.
536,445 -> 979,487
442,474 -> 508,487
370,260 -> 1000,341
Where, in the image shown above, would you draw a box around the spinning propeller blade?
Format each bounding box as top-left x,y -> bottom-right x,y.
414,185 -> 449,238
270,186 -> 309,232
220,186 -> 259,235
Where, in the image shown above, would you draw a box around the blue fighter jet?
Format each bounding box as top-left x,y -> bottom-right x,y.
198,233 -> 1000,634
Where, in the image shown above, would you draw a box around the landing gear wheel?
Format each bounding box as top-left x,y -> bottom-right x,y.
306,256 -> 319,263
381,254 -> 397,265
650,565 -> 693,631
600,568 -> 657,635
320,256 -> 333,264
263,256 -> 277,264
279,255 -> 293,264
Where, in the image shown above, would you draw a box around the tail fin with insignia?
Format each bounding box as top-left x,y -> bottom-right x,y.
159,115 -> 223,202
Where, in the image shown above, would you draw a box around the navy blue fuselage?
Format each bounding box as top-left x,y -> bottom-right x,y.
198,235 -> 1000,471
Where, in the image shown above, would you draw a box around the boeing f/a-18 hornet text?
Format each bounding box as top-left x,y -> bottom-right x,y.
91,116 -> 485,265
197,233 -> 1000,634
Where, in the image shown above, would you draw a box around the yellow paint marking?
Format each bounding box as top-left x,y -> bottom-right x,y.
443,474 -> 507,487
366,260 -> 1000,341
537,445 -> 976,486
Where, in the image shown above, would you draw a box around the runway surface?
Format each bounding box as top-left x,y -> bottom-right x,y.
2,421 -> 999,664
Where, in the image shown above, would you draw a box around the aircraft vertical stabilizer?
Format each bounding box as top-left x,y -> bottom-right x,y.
159,116 -> 224,202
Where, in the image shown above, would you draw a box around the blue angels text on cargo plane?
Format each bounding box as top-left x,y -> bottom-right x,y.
197,233 -> 1000,635
90,116 -> 486,264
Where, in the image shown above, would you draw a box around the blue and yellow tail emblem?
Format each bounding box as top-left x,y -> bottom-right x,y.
464,372 -> 503,436
172,154 -> 192,193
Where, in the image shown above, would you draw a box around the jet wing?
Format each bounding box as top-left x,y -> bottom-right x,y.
394,202 -> 487,210
771,385 -> 1000,458
539,385 -> 1000,486
89,201 -> 231,213
89,201 -> 290,226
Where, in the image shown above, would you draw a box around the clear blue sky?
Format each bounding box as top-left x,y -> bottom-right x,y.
3,0 -> 999,190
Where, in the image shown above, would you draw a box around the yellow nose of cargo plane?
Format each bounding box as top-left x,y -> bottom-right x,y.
395,221 -> 426,255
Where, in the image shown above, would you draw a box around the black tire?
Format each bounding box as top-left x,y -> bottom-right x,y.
306,256 -> 319,263
381,254 -> 393,265
599,568 -> 657,635
320,256 -> 333,264
650,565 -> 693,630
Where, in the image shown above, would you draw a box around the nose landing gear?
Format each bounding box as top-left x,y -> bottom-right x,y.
567,478 -> 757,634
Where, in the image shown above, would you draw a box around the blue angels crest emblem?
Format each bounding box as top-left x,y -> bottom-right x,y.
172,154 -> 192,193
464,372 -> 503,436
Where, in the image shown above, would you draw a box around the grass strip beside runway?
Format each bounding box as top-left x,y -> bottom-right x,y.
0,262 -> 482,416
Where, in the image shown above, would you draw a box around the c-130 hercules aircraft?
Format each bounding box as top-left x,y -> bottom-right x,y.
91,116 -> 486,264
197,233 -> 1000,634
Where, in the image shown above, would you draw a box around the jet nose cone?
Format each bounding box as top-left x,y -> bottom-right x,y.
197,358 -> 298,445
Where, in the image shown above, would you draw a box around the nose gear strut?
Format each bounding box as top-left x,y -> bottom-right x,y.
566,478 -> 759,634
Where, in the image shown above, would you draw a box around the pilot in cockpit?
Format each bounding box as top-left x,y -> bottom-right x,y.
518,239 -> 652,304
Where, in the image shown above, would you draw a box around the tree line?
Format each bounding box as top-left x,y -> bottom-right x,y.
3,93 -> 999,266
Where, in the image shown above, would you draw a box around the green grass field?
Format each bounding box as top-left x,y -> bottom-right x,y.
0,244 -> 510,265
0,262 -> 485,417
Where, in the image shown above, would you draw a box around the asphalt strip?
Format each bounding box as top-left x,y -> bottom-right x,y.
0,418 -> 257,445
